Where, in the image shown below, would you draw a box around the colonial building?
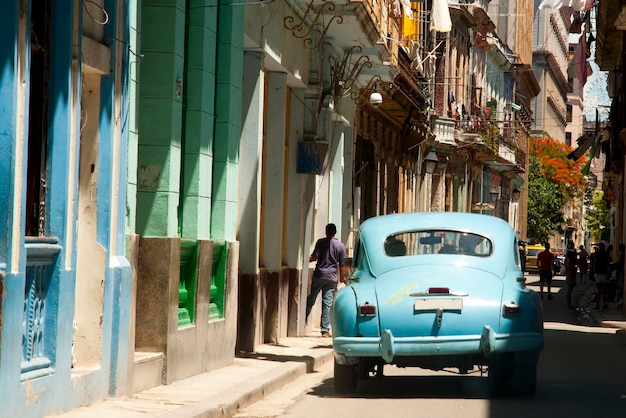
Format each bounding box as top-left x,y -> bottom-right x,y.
0,0 -> 132,415
531,5 -> 572,143
595,0 -> 626,303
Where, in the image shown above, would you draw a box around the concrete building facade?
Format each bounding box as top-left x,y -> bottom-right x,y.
0,0 -> 133,415
532,3 -> 572,142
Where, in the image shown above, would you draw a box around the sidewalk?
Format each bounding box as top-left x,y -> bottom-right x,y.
51,335 -> 334,418
577,280 -> 626,331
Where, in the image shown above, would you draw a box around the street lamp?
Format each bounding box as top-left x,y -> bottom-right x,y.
512,186 -> 521,202
489,186 -> 500,203
424,148 -> 439,175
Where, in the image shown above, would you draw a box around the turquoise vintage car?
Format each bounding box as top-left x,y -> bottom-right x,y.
331,212 -> 544,396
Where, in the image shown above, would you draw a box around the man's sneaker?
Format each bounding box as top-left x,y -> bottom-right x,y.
321,331 -> 332,337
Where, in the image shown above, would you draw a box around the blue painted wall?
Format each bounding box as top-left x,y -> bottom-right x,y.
0,0 -> 132,415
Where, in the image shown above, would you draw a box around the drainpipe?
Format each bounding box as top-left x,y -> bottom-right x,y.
444,31 -> 450,117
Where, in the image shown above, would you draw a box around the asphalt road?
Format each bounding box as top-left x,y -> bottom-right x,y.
236,274 -> 626,418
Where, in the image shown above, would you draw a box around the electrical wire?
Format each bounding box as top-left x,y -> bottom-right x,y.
82,0 -> 109,25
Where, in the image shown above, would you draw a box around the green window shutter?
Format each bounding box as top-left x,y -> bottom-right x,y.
210,241 -> 227,320
179,241 -> 198,328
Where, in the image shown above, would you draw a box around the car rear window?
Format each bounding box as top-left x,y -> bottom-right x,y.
384,230 -> 492,257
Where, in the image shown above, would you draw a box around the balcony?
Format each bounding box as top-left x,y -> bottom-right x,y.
286,0 -> 399,79
453,114 -> 525,173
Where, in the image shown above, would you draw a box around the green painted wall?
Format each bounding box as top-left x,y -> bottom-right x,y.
137,0 -> 242,241
180,4 -> 218,239
127,0 -> 140,236
137,0 -> 186,237
211,3 -> 243,241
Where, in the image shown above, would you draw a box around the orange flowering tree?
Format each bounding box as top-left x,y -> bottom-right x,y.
527,136 -> 588,243
529,135 -> 588,199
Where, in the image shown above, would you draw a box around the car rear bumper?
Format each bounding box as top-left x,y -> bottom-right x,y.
333,325 -> 544,365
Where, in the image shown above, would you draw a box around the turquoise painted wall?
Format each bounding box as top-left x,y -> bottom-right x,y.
137,0 -> 186,237
137,0 -> 242,241
0,2 -> 18,267
211,2 -> 243,241
180,3 -> 218,239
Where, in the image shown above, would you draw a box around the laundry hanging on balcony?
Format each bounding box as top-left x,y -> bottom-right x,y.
431,0 -> 451,32
538,0 -> 593,11
392,0 -> 413,19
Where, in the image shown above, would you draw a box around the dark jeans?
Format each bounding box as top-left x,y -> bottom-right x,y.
305,276 -> 336,333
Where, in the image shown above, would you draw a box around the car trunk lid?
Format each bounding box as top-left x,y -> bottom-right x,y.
374,264 -> 503,337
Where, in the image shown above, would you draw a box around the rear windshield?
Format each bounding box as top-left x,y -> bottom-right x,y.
384,230 -> 492,257
526,249 -> 542,257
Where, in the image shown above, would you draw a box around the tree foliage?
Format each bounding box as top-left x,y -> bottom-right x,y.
584,189 -> 609,243
527,136 -> 588,243
527,156 -> 564,243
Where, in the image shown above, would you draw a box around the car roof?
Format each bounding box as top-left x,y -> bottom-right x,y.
358,212 -> 517,276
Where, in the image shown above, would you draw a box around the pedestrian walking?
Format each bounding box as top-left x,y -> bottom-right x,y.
589,245 -> 598,283
578,245 -> 589,284
537,242 -> 555,301
519,241 -> 527,274
617,243 -> 625,306
305,223 -> 346,337
565,241 -> 577,307
593,242 -> 610,310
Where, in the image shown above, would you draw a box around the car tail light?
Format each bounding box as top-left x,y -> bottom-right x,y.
359,302 -> 377,316
428,287 -> 450,294
503,302 -> 520,315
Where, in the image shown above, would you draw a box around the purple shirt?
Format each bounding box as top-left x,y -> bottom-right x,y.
312,237 -> 346,282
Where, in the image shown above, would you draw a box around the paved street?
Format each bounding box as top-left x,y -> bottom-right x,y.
236,274 -> 626,418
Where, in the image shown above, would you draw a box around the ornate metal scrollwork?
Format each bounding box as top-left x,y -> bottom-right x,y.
284,0 -> 343,51
330,46 -> 372,99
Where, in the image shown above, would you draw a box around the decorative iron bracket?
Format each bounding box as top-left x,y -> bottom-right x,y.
284,0 -> 343,50
329,46 -> 372,100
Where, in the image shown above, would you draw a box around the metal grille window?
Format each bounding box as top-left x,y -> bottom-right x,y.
26,0 -> 51,237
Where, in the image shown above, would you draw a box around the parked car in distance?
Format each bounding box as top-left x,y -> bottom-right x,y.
524,244 -> 545,274
331,212 -> 544,397
553,255 -> 566,275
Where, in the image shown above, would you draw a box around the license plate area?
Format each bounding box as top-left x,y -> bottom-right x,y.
414,298 -> 463,311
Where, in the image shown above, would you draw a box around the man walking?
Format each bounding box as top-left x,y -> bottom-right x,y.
305,223 -> 346,337
594,242 -> 610,309
565,241 -> 578,307
578,245 -> 589,284
537,242 -> 555,301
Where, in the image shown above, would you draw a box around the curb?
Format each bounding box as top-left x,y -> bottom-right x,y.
161,362 -> 307,418
162,346 -> 334,418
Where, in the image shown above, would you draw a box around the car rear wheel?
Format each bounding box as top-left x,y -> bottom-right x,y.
487,353 -> 514,395
514,361 -> 537,396
334,360 -> 357,393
